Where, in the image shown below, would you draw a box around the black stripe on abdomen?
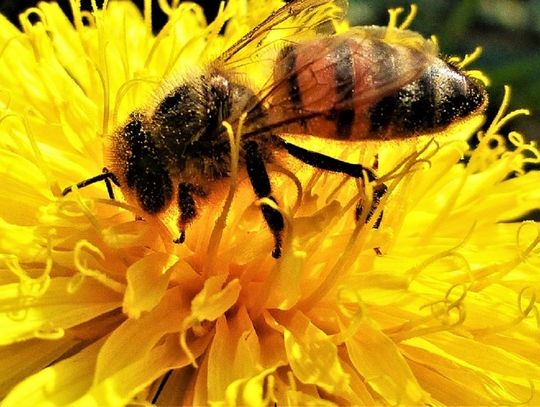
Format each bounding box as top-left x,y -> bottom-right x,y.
401,72 -> 437,132
332,40 -> 355,139
279,45 -> 306,129
369,69 -> 437,136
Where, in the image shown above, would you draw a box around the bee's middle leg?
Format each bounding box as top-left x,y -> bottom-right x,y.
244,140 -> 284,259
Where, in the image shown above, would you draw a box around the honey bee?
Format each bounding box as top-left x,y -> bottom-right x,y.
63,0 -> 487,258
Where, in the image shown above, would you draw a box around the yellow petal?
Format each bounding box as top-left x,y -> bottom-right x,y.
283,312 -> 350,395
2,338 -> 102,406
188,275 -> 241,324
345,320 -> 427,405
207,307 -> 263,403
122,252 -> 177,318
0,277 -> 120,345
95,286 -> 187,382
0,337 -> 78,399
79,335 -> 209,407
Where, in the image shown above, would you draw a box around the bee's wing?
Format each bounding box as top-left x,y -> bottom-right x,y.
242,28 -> 437,138
215,0 -> 348,70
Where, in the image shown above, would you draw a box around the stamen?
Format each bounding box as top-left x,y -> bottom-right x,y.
389,285 -> 467,342
143,0 -> 152,35
205,116 -> 244,275
34,322 -> 65,340
332,292 -> 365,345
179,329 -> 198,368
448,47 -> 491,85
385,4 -> 418,42
157,0 -> 172,15
19,8 -> 47,33
202,2 -> 228,62
485,86 -> 530,139
22,113 -> 61,199
90,0 -> 109,14
398,5 -> 418,30
267,163 -> 304,214
377,139 -> 438,184
450,46 -> 482,68
482,375 -> 534,405
410,223 -> 475,281
265,374 -> 277,406
157,0 -> 184,15
386,7 -> 405,32
80,11 -> 95,27
112,77 -> 159,126
71,240 -> 125,293
68,0 -> 84,31
3,255 -> 52,298
67,186 -> 103,233
471,287 -> 539,336
518,287 -> 538,327
516,221 -> 540,259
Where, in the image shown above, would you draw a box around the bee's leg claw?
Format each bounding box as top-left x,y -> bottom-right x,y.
173,230 -> 186,244
356,184 -> 387,255
356,183 -> 387,228
176,183 -> 206,244
355,205 -> 384,228
245,141 -> 285,259
260,201 -> 283,259
101,168 -> 119,199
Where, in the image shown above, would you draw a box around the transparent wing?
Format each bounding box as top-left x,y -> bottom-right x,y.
214,0 -> 348,72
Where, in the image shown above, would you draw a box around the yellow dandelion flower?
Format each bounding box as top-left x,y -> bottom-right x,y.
1,1 -> 540,406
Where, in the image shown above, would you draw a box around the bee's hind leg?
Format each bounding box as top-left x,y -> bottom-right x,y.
245,141 -> 284,259
62,167 -> 119,199
278,138 -> 386,228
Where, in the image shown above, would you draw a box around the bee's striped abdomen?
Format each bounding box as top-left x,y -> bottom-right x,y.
369,63 -> 487,138
271,33 -> 486,141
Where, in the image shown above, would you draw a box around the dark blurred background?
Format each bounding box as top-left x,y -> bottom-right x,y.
1,0 -> 538,139
349,0 -> 540,141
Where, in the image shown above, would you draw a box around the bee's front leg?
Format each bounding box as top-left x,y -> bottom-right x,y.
244,140 -> 285,259
62,167 -> 120,199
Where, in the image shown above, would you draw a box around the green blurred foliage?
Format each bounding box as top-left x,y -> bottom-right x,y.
349,0 -> 540,139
